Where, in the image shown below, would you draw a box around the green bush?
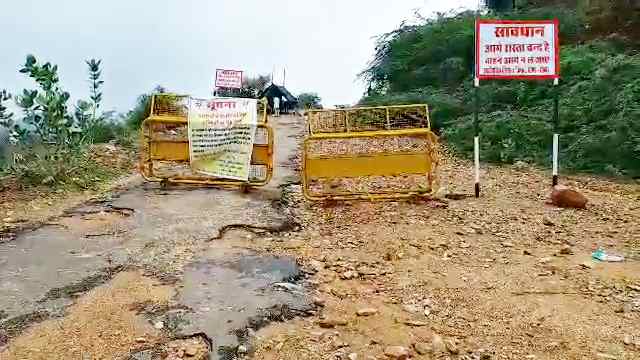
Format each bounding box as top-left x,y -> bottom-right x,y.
360,6 -> 640,178
8,144 -> 118,189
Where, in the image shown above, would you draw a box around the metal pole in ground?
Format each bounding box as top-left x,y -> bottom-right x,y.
552,77 -> 560,187
474,77 -> 481,198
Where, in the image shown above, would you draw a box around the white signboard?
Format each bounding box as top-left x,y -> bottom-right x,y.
187,97 -> 257,181
476,19 -> 559,80
215,69 -> 243,89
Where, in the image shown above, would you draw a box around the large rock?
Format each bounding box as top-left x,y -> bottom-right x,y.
550,186 -> 588,209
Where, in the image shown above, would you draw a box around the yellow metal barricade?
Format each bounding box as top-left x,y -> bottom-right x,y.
139,94 -> 273,187
303,105 -> 439,201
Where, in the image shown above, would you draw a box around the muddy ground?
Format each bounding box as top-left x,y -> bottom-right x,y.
1,114 -> 640,360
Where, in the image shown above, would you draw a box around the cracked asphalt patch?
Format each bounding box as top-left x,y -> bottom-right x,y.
0,115 -> 310,359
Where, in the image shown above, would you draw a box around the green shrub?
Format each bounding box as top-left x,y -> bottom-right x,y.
8,144 -> 117,189
360,5 -> 640,178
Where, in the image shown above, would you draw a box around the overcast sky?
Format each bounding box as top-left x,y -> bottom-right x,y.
0,0 -> 477,112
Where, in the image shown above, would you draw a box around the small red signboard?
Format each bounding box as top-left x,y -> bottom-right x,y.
476,19 -> 560,80
215,69 -> 244,89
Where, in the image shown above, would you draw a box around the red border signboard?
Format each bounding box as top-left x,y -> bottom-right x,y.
476,19 -> 559,80
215,69 -> 244,89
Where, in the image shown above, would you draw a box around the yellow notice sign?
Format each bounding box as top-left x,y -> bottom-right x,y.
187,97 -> 258,181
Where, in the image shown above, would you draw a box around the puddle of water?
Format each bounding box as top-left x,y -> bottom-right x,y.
176,250 -> 311,357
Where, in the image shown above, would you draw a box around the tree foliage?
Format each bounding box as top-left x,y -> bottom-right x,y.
297,92 -> 322,109
16,55 -> 75,145
216,74 -> 270,98
360,6 -> 640,177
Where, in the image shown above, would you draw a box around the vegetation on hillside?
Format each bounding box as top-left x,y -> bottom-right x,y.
360,0 -> 640,177
0,55 -> 135,189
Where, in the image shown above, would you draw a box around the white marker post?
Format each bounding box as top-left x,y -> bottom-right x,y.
552,77 -> 559,186
474,77 -> 481,198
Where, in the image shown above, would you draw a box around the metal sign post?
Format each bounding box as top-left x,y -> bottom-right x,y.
474,77 -> 481,198
474,18 -> 561,195
552,77 -> 560,186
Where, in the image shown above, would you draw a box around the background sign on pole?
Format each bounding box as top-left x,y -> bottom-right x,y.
476,19 -> 559,80
215,69 -> 244,89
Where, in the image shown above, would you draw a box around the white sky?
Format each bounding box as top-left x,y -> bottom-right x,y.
0,0 -> 477,112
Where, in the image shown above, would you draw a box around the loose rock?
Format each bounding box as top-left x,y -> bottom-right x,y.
579,262 -> 594,269
356,308 -> 379,317
313,296 -> 326,307
559,245 -> 573,255
185,345 -> 198,357
404,320 -> 428,327
550,186 -> 588,209
431,334 -> 446,353
309,260 -> 325,272
319,318 -> 348,328
445,338 -> 459,354
384,346 -> 410,359
341,270 -> 358,280
414,342 -> 430,355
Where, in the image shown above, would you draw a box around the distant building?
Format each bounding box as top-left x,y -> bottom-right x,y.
259,84 -> 298,114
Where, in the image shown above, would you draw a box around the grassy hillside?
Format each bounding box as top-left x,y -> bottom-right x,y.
360,3 -> 640,177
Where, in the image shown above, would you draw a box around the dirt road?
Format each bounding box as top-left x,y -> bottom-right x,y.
1,113 -> 640,360
0,115 -> 312,359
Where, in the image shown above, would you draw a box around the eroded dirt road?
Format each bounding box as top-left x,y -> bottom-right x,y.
2,113 -> 640,360
0,115 -> 312,359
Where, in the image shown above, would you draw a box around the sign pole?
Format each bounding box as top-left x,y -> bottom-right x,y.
474,77 -> 481,198
552,77 -> 560,186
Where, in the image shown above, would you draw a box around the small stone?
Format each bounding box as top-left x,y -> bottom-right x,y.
237,345 -> 248,354
309,260 -> 325,272
154,321 -> 164,330
513,160 -> 528,171
348,353 -> 358,360
357,266 -> 378,276
341,270 -> 358,280
402,304 -> 419,314
414,342 -> 430,355
313,297 -> 326,307
404,320 -> 428,327
579,262 -> 594,269
559,245 -> 573,255
596,353 -> 618,360
318,318 -> 348,328
627,284 -> 640,292
543,217 -> 555,226
384,346 -> 409,359
501,242 -> 514,248
623,334 -> 633,345
135,337 -> 147,343
356,308 -> 378,317
525,356 -> 536,359
538,257 -> 553,264
309,331 -> 325,342
445,338 -> 459,354
185,345 -> 198,357
431,334 -> 446,353
523,249 -> 533,256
